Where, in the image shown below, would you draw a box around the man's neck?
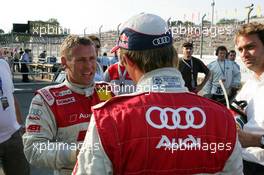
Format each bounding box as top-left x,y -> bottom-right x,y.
254,69 -> 264,79
67,76 -> 92,88
217,58 -> 225,62
183,56 -> 192,60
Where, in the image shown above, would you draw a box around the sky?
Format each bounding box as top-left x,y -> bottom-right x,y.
1,0 -> 263,34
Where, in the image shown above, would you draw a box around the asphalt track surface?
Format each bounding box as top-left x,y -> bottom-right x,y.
13,76 -> 54,175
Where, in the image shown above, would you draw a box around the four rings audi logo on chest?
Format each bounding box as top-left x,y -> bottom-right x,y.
146,106 -> 206,129
152,36 -> 171,46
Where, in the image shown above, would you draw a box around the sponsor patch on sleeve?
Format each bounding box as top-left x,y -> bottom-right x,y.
28,115 -> 41,120
39,89 -> 55,106
26,124 -> 41,133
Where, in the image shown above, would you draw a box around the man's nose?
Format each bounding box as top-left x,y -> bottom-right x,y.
84,61 -> 94,68
240,49 -> 249,58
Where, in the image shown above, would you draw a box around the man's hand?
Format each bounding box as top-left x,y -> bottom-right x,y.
19,125 -> 26,135
229,87 -> 239,100
238,129 -> 262,148
194,85 -> 203,93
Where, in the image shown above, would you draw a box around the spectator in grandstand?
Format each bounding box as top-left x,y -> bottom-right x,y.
228,50 -> 240,70
203,46 -> 241,103
179,42 -> 211,93
20,49 -> 31,82
235,22 -> 264,175
22,35 -> 113,175
73,13 -> 242,175
104,49 -> 135,95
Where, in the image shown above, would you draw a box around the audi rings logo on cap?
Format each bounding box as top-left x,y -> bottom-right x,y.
146,106 -> 206,130
152,36 -> 171,46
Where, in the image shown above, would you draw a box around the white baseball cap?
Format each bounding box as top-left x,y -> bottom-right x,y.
111,13 -> 172,53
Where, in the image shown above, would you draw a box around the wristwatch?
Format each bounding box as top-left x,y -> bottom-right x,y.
260,135 -> 264,148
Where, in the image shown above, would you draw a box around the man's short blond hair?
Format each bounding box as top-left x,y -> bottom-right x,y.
120,45 -> 178,73
60,35 -> 94,60
234,22 -> 264,46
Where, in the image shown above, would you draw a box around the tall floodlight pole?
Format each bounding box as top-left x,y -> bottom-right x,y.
11,30 -> 14,49
117,23 -> 121,36
99,25 -> 103,40
98,25 -> 103,56
209,0 -> 215,47
167,17 -> 171,27
83,27 -> 87,37
200,14 -> 206,59
211,0 -> 215,27
246,4 -> 254,23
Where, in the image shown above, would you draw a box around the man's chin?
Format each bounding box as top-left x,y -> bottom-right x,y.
245,63 -> 253,69
83,77 -> 95,85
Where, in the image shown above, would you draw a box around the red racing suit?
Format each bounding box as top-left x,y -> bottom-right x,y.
73,68 -> 243,175
23,79 -> 113,175
104,62 -> 135,95
92,93 -> 237,174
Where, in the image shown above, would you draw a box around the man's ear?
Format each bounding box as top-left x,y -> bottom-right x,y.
122,54 -> 135,67
61,56 -> 67,70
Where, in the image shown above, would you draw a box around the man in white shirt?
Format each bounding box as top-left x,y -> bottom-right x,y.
0,55 -> 29,175
203,46 -> 241,103
235,22 -> 264,175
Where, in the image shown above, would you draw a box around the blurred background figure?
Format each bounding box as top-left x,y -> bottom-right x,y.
39,50 -> 47,59
203,45 -> 241,103
228,50 -> 240,70
110,51 -> 118,65
12,48 -> 20,72
88,35 -> 104,81
99,52 -> 110,72
104,49 -> 135,95
20,49 -> 31,82
179,42 -> 211,93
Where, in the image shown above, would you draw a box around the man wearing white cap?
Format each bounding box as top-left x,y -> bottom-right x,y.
73,13 -> 242,174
